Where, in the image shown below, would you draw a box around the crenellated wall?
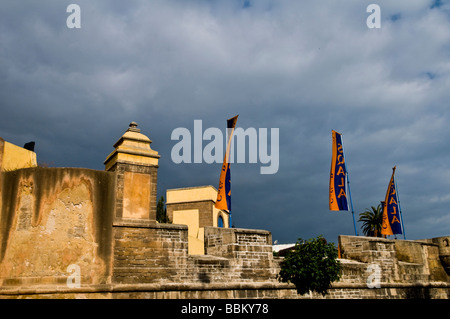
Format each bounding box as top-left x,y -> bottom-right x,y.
332,235 -> 450,298
0,124 -> 448,299
112,220 -> 189,284
0,188 -> 449,299
0,167 -> 448,299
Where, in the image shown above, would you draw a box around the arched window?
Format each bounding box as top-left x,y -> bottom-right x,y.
218,215 -> 224,228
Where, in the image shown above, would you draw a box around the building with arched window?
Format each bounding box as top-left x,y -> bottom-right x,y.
166,185 -> 230,255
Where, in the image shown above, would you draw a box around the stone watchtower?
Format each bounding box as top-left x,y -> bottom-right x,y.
104,122 -> 160,221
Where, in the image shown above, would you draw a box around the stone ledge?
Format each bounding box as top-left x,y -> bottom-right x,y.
341,235 -> 440,247
190,255 -> 230,265
0,281 -> 290,296
205,226 -> 271,235
338,258 -> 368,265
1,280 -> 448,297
331,281 -> 450,289
113,219 -> 187,230
398,260 -> 424,266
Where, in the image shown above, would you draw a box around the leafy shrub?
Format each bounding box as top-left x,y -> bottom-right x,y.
277,235 -> 341,296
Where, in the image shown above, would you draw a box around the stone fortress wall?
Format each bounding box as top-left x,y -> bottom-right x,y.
0,125 -> 448,299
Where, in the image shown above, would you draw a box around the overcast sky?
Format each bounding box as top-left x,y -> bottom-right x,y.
1,0 -> 449,244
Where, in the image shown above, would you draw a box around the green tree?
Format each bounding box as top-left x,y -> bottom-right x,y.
277,235 -> 341,296
358,204 -> 383,237
156,196 -> 169,223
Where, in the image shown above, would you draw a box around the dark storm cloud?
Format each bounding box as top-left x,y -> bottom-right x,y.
1,0 -> 450,244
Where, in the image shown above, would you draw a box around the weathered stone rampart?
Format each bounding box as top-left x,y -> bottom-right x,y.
0,124 -> 448,299
0,167 -> 115,288
332,235 -> 450,298
0,180 -> 448,299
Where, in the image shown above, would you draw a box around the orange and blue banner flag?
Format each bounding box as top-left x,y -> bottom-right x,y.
215,115 -> 238,211
381,166 -> 403,235
329,130 -> 349,211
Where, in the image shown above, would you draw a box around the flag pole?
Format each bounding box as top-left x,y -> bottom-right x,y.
340,134 -> 358,236
215,115 -> 238,229
394,174 -> 406,240
347,173 -> 358,236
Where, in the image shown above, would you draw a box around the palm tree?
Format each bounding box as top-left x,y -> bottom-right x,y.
358,204 -> 383,237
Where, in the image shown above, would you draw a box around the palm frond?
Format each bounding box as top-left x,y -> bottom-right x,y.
358,204 -> 383,237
